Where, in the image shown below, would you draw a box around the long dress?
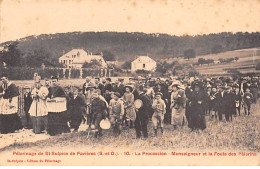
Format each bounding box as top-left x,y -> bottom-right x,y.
47,85 -> 69,136
170,89 -> 186,126
29,86 -> 49,134
122,92 -> 136,121
0,83 -> 23,134
189,90 -> 207,130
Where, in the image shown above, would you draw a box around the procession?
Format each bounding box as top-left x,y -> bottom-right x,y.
0,73 -> 259,139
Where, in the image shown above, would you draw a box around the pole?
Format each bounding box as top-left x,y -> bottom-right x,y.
35,92 -> 38,134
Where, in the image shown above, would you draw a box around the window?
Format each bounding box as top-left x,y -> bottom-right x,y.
143,64 -> 145,68
63,60 -> 66,64
69,60 -> 71,64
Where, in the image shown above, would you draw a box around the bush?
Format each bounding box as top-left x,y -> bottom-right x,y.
189,70 -> 199,77
82,69 -> 100,78
38,68 -> 63,79
121,61 -> 131,69
82,60 -> 102,68
65,69 -> 69,78
136,69 -> 151,74
184,49 -> 196,59
2,67 -> 64,80
71,69 -> 80,79
198,58 -> 214,65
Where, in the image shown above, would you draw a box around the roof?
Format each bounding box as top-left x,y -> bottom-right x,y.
59,49 -> 107,67
132,56 -> 155,63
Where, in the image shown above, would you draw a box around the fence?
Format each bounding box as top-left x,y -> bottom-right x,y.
1,67 -> 114,80
17,87 -> 26,126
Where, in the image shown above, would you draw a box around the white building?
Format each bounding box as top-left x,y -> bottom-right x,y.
131,56 -> 156,73
59,49 -> 107,68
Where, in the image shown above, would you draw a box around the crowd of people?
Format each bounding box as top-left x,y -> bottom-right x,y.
0,74 -> 259,139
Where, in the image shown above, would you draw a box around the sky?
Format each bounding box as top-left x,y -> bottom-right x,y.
0,0 -> 260,43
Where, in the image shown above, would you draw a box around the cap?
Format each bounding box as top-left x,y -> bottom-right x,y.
23,85 -> 31,89
51,76 -> 59,80
155,92 -> 163,97
114,92 -> 121,98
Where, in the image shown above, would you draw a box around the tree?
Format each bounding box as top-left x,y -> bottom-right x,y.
198,58 -> 206,64
184,49 -> 196,59
219,58 -> 225,63
25,48 -> 52,67
211,44 -> 223,54
156,61 -> 172,75
102,50 -> 116,61
0,42 -> 23,67
82,59 -> 102,68
121,61 -> 131,69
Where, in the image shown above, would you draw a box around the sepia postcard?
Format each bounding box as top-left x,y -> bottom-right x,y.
0,0 -> 260,166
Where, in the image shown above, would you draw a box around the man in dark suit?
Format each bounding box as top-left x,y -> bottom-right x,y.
224,86 -> 235,122
239,78 -> 248,94
68,87 -> 87,132
23,85 -> 33,129
98,78 -> 106,96
82,77 -> 91,95
113,78 -> 125,97
104,78 -> 113,92
135,86 -> 151,139
215,86 -> 227,122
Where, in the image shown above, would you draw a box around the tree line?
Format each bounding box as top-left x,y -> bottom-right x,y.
0,31 -> 260,68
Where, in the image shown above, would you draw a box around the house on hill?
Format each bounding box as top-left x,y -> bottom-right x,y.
59,49 -> 107,68
131,56 -> 156,73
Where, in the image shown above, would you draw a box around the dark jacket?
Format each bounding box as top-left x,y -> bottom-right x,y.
91,97 -> 107,115
113,83 -> 125,97
24,92 -> 33,113
68,94 -> 86,118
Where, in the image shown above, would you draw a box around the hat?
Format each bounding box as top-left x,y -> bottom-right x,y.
23,85 -> 30,89
100,118 -> 111,130
129,81 -> 136,85
118,78 -> 124,82
125,84 -> 133,91
114,92 -> 121,98
172,81 -> 180,87
51,76 -> 58,80
86,83 -> 96,89
155,92 -> 163,97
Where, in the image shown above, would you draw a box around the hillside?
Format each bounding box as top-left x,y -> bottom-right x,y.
161,47 -> 260,75
1,32 -> 260,65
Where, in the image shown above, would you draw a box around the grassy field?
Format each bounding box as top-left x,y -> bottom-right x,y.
163,47 -> 260,75
0,101 -> 259,153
